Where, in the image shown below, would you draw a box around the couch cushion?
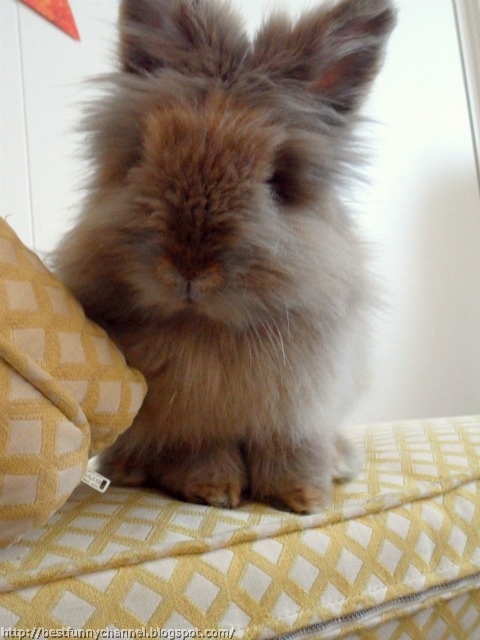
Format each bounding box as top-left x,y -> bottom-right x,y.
1,415 -> 479,637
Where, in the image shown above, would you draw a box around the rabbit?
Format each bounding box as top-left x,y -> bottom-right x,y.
53,0 -> 396,513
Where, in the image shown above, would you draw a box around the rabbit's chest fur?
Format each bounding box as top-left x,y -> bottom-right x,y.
118,317 -> 303,440
113,300 -> 366,449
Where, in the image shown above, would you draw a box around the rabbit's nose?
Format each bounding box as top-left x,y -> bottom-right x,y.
157,257 -> 226,303
185,265 -> 227,303
186,280 -> 201,304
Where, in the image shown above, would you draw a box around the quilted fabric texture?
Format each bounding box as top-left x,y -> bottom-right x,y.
0,217 -> 147,548
1,415 -> 480,638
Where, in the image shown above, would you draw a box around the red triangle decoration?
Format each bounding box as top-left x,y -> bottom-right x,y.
20,0 -> 80,41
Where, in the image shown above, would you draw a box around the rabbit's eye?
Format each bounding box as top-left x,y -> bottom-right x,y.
267,144 -> 312,208
268,167 -> 297,206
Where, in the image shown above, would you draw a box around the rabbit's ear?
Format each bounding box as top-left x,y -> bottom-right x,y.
252,0 -> 396,114
119,0 -> 249,77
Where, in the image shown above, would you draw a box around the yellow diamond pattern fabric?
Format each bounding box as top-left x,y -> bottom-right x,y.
343,590 -> 480,640
1,415 -> 480,638
0,218 -> 147,548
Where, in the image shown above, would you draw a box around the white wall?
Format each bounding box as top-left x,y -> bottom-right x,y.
0,0 -> 119,252
350,0 -> 480,423
1,0 -> 480,424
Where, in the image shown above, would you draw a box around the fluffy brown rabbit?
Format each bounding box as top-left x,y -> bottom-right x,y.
54,0 -> 396,513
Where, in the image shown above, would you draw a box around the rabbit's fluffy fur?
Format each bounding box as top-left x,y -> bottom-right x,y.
54,0 -> 396,512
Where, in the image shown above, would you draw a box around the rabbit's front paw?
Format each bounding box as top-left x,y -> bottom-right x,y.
268,482 -> 332,514
183,478 -> 245,509
156,444 -> 248,509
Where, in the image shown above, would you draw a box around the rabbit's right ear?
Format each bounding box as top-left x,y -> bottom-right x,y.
119,0 -> 248,78
252,0 -> 396,115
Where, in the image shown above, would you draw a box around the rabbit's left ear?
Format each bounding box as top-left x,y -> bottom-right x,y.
119,0 -> 249,78
252,0 -> 396,114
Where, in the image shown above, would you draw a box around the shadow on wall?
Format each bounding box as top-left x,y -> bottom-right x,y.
412,167 -> 480,415
348,167 -> 480,426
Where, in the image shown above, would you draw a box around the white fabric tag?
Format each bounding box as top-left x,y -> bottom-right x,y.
82,469 -> 111,493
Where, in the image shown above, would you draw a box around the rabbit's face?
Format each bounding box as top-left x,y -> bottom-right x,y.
110,89 -> 333,328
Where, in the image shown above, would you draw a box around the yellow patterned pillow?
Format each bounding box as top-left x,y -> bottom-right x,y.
0,217 -> 147,548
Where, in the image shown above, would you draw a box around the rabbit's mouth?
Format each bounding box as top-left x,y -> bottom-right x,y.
155,258 -> 229,311
185,280 -> 211,306
171,280 -> 231,321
